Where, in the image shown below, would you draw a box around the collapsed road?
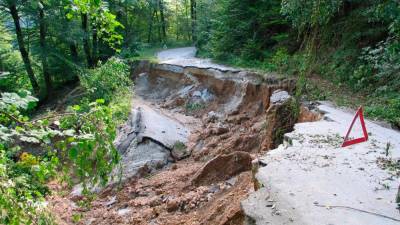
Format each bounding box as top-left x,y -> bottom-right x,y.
48,47 -> 400,225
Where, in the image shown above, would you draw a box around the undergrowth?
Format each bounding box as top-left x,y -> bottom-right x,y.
0,57 -> 132,223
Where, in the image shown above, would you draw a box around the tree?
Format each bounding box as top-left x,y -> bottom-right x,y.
4,0 -> 40,95
38,0 -> 52,96
67,0 -> 124,67
190,0 -> 196,42
159,0 -> 167,41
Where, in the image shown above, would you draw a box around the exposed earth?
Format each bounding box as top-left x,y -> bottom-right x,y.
47,48 -> 400,225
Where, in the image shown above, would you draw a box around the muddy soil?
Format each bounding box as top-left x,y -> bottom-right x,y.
47,49 -> 304,225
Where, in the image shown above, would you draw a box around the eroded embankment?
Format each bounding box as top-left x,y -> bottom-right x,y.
133,62 -> 297,156
48,60 -> 318,225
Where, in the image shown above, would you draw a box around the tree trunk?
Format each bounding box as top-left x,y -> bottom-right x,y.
156,8 -> 162,42
159,0 -> 167,41
175,0 -> 178,41
124,1 -> 129,39
92,27 -> 98,66
190,0 -> 197,42
70,42 -> 79,63
9,4 -> 40,95
69,42 -> 80,82
148,8 -> 156,43
184,0 -> 191,40
39,1 -> 52,97
81,13 -> 93,68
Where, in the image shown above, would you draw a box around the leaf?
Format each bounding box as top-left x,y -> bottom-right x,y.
66,13 -> 73,20
72,105 -> 81,111
19,136 -> 40,144
69,147 -> 78,159
64,129 -> 75,136
96,99 -> 105,104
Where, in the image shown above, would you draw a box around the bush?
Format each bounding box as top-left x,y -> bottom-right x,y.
365,95 -> 400,128
0,88 -> 129,223
79,57 -> 132,103
59,99 -> 121,187
0,92 -> 57,224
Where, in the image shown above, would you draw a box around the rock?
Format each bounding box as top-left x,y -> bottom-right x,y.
270,90 -> 291,104
166,198 -> 180,212
203,111 -> 223,123
200,89 -> 213,102
103,196 -> 117,207
262,90 -> 297,150
70,183 -> 102,201
298,105 -> 322,123
149,196 -> 161,207
116,139 -> 170,184
193,91 -> 202,97
203,123 -> 229,138
171,142 -> 191,160
226,177 -> 237,186
171,164 -> 178,170
191,151 -> 252,186
70,185 -> 84,201
212,123 -> 229,135
117,208 -> 131,216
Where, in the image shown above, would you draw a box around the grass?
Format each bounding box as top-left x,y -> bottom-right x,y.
185,102 -> 205,112
304,76 -> 400,128
173,141 -> 187,152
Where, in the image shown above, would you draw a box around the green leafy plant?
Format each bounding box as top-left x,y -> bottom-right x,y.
79,57 -> 132,103
59,99 -> 121,187
0,86 -> 129,223
185,102 -> 205,112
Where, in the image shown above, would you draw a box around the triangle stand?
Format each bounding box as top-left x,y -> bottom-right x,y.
342,106 -> 369,148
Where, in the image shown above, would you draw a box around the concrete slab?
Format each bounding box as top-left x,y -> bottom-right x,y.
136,100 -> 190,149
242,102 -> 400,225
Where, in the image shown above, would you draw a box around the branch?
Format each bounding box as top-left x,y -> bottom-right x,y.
0,110 -> 25,125
31,112 -> 76,123
314,203 -> 400,222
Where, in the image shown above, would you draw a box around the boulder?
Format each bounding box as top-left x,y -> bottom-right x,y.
171,142 -> 191,160
191,151 -> 252,186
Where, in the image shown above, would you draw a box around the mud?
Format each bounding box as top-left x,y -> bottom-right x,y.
48,56 -> 304,225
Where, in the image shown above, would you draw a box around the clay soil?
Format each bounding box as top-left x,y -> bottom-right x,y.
48,159 -> 253,225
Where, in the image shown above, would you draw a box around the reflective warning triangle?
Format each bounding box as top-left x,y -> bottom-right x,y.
342,106 -> 369,148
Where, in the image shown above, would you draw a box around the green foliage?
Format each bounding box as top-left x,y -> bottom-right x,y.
67,0 -> 124,51
0,23 -> 28,93
79,57 -> 132,103
365,97 -> 400,127
0,67 -> 131,223
173,141 -> 187,151
0,145 -> 56,225
58,99 -> 120,187
281,0 -> 343,30
197,0 -> 288,61
185,102 -> 205,112
353,39 -> 400,92
0,92 -> 57,224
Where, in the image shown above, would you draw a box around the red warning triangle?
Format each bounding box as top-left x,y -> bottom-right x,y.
342,106 -> 369,147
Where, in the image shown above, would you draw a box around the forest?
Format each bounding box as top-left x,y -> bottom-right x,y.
0,0 -> 399,224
